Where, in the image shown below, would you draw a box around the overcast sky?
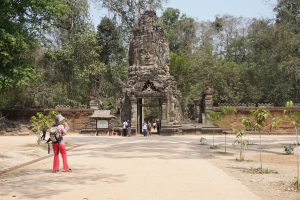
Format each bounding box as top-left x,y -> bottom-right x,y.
90,0 -> 277,27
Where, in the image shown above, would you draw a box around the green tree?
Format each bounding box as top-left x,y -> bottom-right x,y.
97,17 -> 125,65
241,107 -> 280,172
274,0 -> 300,33
97,0 -> 167,42
234,129 -> 248,161
207,110 -> 222,147
241,18 -> 300,105
0,0 -> 67,92
96,17 -> 127,110
161,8 -> 197,54
45,30 -> 106,107
38,0 -> 110,107
212,15 -> 250,60
30,111 -> 58,144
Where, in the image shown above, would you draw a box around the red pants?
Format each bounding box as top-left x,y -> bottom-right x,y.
52,143 -> 70,171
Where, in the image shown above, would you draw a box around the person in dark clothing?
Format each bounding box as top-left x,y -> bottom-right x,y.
108,122 -> 113,136
156,119 -> 161,135
127,120 -> 131,137
41,128 -> 47,140
147,121 -> 151,136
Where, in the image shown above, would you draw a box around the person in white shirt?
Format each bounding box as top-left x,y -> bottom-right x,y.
122,120 -> 128,136
142,121 -> 148,137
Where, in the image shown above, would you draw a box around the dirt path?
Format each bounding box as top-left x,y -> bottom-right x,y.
0,136 -> 261,200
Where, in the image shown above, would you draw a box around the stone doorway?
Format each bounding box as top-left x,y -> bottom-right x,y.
137,98 -> 162,134
121,11 -> 184,135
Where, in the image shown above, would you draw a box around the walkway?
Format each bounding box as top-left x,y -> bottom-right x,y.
0,136 -> 260,200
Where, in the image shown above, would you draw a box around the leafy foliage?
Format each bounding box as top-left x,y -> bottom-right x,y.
274,0 -> 300,33
241,106 -> 277,172
234,129 -> 248,161
97,0 -> 167,42
30,111 -> 58,136
2,0 -> 300,113
161,7 -> 197,54
284,100 -> 300,190
208,106 -> 237,126
0,0 -> 67,92
96,17 -> 128,110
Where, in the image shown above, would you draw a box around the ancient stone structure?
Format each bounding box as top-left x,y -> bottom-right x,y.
121,11 -> 184,133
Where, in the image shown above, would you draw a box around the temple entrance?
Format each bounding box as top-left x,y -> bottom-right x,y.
121,11 -> 184,135
137,98 -> 162,134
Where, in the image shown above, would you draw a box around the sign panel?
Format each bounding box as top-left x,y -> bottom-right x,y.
96,120 -> 108,129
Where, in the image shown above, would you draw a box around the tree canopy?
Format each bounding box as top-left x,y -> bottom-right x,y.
1,0 -> 300,110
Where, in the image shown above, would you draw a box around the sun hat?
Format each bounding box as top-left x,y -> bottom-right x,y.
55,114 -> 65,122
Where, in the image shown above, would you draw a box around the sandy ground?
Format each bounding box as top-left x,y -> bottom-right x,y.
0,134 -> 299,200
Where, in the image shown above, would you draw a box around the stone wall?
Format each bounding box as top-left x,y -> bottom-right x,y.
2,109 -> 94,131
208,107 -> 299,133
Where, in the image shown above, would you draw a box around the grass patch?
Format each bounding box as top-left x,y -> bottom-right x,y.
285,178 -> 300,192
242,167 -> 278,174
209,145 -> 220,149
215,151 -> 235,156
235,158 -> 253,162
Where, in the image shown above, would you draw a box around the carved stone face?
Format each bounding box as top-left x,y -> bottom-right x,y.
138,46 -> 156,66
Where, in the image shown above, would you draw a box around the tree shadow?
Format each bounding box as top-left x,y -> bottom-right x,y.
0,167 -> 125,199
69,137 -> 216,160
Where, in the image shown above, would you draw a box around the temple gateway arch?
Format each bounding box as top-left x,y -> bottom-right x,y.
121,11 -> 184,134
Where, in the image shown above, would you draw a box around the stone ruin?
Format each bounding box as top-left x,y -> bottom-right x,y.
121,11 -> 184,133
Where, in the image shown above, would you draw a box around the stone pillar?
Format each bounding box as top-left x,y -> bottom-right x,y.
194,99 -> 200,122
161,102 -> 168,124
203,86 -> 213,125
204,86 -> 213,108
130,97 -> 138,135
141,98 -> 145,124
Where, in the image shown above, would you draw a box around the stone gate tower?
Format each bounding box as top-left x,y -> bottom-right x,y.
121,11 -> 184,133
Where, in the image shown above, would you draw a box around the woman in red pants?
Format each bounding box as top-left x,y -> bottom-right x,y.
52,114 -> 71,173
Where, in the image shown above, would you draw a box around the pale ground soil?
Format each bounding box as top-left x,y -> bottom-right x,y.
210,149 -> 300,200
0,133 -> 299,200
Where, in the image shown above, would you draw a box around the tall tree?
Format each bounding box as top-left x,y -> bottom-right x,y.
161,8 -> 197,54
45,30 -> 106,107
96,17 -> 125,65
211,15 -> 250,60
245,17 -> 300,105
0,0 -> 67,92
274,0 -> 300,33
97,0 -> 167,42
96,17 -> 127,109
45,0 -> 94,104
56,0 -> 90,43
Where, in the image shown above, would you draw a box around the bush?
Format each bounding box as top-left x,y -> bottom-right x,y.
283,145 -> 294,155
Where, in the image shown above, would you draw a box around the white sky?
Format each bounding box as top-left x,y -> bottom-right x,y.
89,0 -> 277,27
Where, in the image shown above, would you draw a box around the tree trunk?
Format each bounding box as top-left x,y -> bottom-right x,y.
295,127 -> 299,190
240,136 -> 243,161
259,131 -> 262,172
224,132 -> 227,153
212,130 -> 215,146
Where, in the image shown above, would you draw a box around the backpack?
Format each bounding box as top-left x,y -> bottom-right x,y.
49,127 -> 63,143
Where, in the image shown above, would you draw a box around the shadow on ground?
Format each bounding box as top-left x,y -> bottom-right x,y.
0,166 -> 125,199
69,137 -> 216,160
